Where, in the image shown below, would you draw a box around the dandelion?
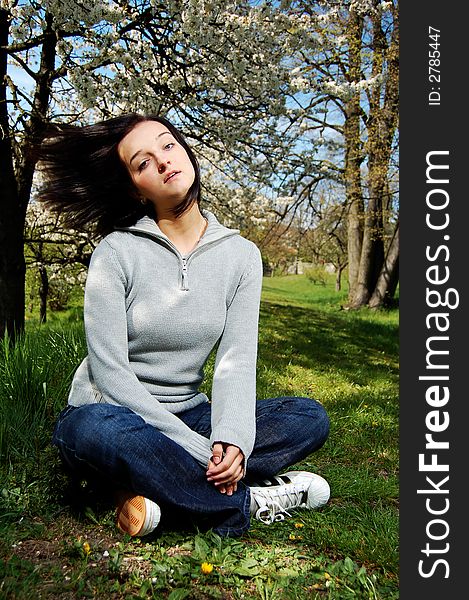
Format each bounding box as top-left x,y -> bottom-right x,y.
201,562 -> 214,574
294,522 -> 304,529
324,572 -> 332,580
289,534 -> 296,540
82,541 -> 91,556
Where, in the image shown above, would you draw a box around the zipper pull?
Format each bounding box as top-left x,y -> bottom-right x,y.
181,257 -> 189,291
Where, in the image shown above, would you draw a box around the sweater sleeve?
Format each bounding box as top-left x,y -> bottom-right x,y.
210,243 -> 263,462
83,240 -> 213,467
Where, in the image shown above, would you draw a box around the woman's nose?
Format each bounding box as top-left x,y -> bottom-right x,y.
158,162 -> 166,174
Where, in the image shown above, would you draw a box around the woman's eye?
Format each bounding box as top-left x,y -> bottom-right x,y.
164,143 -> 175,150
137,160 -> 149,172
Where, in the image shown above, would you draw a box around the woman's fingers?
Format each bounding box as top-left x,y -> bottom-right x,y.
213,463 -> 244,486
215,481 -> 238,496
223,481 -> 238,496
210,442 -> 224,466
206,444 -> 244,489
207,448 -> 243,480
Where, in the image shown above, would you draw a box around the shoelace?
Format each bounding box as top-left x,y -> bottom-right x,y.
252,486 -> 307,524
255,499 -> 292,524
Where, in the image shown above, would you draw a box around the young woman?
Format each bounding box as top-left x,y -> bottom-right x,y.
39,114 -> 330,537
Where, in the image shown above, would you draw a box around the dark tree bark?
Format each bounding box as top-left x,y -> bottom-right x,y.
38,262 -> 49,323
335,262 -> 347,292
344,8 -> 364,300
369,221 -> 399,308
347,0 -> 399,309
0,11 -> 57,340
0,8 -> 23,341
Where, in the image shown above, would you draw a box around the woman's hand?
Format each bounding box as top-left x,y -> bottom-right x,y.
206,442 -> 244,495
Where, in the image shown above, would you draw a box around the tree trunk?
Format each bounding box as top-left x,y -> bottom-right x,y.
349,167 -> 386,307
39,263 -> 49,323
348,2 -> 399,308
0,9 -> 24,341
335,263 -> 347,292
387,256 -> 399,299
344,9 -> 364,302
0,11 -> 57,340
369,221 -> 399,308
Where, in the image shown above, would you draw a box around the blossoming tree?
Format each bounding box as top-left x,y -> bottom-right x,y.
1,0 -> 399,340
0,0 -> 295,339
280,0 -> 399,307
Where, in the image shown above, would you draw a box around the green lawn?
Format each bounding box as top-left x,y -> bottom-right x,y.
0,275 -> 399,599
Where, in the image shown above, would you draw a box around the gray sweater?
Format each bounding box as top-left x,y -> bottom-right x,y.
68,210 -> 263,467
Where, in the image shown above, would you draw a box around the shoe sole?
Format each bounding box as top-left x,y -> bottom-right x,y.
116,494 -> 160,536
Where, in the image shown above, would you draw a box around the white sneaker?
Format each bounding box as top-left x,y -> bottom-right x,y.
116,492 -> 161,537
249,471 -> 330,525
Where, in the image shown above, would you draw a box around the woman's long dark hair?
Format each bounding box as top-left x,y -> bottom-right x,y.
37,114 -> 201,238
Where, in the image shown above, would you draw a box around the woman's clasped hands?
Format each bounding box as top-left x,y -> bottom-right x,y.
206,442 -> 244,496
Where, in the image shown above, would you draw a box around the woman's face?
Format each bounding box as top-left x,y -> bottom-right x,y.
118,120 -> 196,212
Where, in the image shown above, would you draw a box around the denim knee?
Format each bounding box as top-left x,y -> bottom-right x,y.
281,396 -> 330,453
307,398 -> 330,450
52,403 -> 134,475
296,398 -> 330,450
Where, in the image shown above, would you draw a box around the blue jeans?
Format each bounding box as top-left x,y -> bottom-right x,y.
52,397 -> 329,537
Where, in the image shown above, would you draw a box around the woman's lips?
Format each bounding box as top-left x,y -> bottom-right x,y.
164,170 -> 181,183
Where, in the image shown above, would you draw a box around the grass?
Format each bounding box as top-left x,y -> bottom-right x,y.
0,274 -> 399,599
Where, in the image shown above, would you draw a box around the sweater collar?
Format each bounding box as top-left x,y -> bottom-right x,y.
116,209 -> 239,248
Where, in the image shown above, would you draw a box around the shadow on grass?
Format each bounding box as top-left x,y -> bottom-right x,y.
256,298 -> 399,505
52,464 -> 226,541
258,300 -> 398,388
